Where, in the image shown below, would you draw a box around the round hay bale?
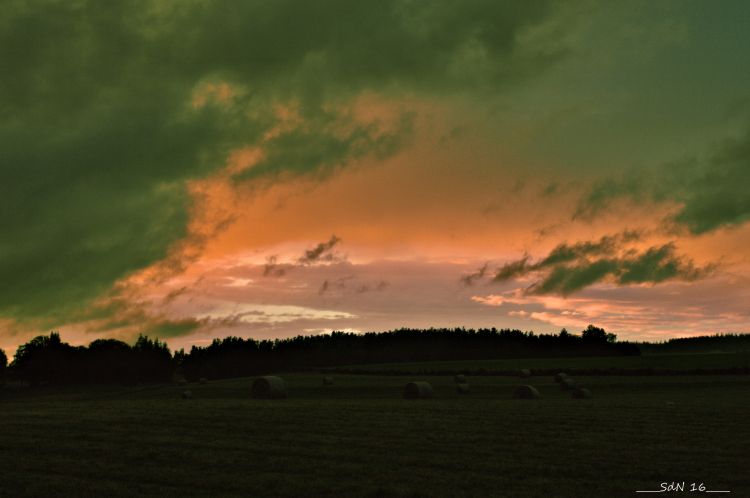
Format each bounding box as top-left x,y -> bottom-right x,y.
455,383 -> 470,394
518,368 -> 531,378
454,374 -> 467,384
572,387 -> 592,399
554,372 -> 568,383
560,378 -> 577,391
512,385 -> 540,399
251,376 -> 287,399
198,377 -> 208,385
323,376 -> 334,386
182,390 -> 192,399
403,381 -> 434,399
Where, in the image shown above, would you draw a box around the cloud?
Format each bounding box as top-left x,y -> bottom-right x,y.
669,130 -> 750,233
492,258 -> 531,282
298,235 -> 342,265
470,294 -> 507,306
576,128 -> 750,234
222,277 -> 254,288
264,236 -> 345,279
536,232 -> 640,266
508,310 -> 529,317
146,317 -> 205,339
263,256 -> 288,278
318,276 -> 388,295
0,0 -> 565,324
194,302 -> 356,325
318,278 -> 347,296
356,281 -> 390,294
460,262 -> 489,286
70,293 -> 208,341
492,234 -> 713,295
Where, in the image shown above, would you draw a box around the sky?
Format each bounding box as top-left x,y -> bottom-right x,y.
2,0 -> 750,354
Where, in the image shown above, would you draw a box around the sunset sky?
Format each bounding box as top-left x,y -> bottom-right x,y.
2,0 -> 750,354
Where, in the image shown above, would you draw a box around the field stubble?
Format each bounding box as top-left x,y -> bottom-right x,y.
0,373 -> 748,497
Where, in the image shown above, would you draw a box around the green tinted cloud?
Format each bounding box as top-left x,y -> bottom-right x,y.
577,129 -> 750,234
0,0 -> 562,322
493,234 -> 710,295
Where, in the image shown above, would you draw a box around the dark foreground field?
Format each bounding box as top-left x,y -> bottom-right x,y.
1,373 -> 748,497
334,351 -> 750,374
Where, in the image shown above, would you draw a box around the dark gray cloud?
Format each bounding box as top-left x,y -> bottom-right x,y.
318,277 -> 352,296
263,256 -> 288,278
461,262 -> 489,286
298,235 -> 342,265
356,281 -> 390,294
264,235 -> 345,279
318,276 -> 388,296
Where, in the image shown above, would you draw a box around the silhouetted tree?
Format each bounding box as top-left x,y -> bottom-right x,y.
582,325 -> 616,344
0,347 -> 6,381
131,335 -> 173,383
11,332 -> 84,386
86,339 -> 134,384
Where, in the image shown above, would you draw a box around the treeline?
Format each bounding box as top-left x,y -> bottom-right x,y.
181,325 -> 636,380
2,325 -> 638,386
5,332 -> 172,386
636,333 -> 750,354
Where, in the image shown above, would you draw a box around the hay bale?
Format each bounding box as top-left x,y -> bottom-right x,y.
560,378 -> 577,391
512,385 -> 540,399
198,377 -> 208,385
455,383 -> 470,394
403,381 -> 434,399
572,387 -> 592,399
182,390 -> 192,399
554,372 -> 568,383
518,368 -> 531,378
454,374 -> 467,384
323,376 -> 334,386
251,376 -> 287,399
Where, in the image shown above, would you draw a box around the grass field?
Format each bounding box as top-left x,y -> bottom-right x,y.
333,352 -> 750,374
1,372 -> 748,497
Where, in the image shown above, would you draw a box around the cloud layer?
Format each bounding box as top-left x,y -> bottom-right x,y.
0,0 -> 564,322
2,2 -> 749,351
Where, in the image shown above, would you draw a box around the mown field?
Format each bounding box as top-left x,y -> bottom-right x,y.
333,351 -> 750,374
1,372 -> 748,497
